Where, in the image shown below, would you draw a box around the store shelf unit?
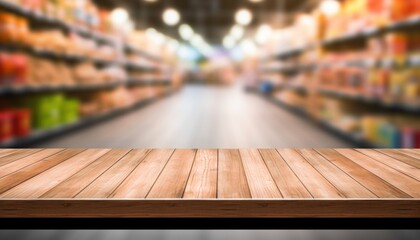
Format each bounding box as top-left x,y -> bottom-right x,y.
0,90 -> 173,148
0,0 -> 115,45
0,0 -> 177,148
260,93 -> 375,148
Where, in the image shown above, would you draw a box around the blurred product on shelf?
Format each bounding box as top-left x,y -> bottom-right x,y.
21,93 -> 79,130
0,108 -> 31,142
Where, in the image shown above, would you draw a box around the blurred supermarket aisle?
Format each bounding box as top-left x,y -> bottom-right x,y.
37,84 -> 350,148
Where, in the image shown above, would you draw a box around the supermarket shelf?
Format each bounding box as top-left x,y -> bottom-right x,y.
275,84 -> 307,94
0,0 -> 115,45
0,91 -> 173,148
261,64 -> 315,74
0,79 -> 172,96
124,44 -> 163,62
320,89 -> 420,114
124,62 -> 160,72
322,16 -> 420,47
127,78 -> 172,86
0,0 -> 162,61
0,82 -> 123,96
275,45 -> 314,60
258,92 -> 374,148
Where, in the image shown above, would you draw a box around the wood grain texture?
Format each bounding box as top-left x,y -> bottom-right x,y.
76,149 -> 150,198
239,149 -> 282,198
357,149 -> 420,181
277,149 -> 344,198
316,149 -> 410,198
218,149 -> 251,198
0,149 -> 42,167
0,148 -> 418,218
147,149 -> 196,198
41,149 -> 131,198
183,149 -> 218,199
0,149 -> 110,198
336,149 -> 420,198
0,149 -> 84,194
397,149 -> 420,160
378,149 -> 420,169
0,149 -> 20,158
297,149 -> 376,198
0,199 -> 417,218
110,149 -> 174,198
259,149 -> 312,198
0,149 -> 63,178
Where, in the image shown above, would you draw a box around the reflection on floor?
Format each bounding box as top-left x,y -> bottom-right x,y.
38,84 -> 350,148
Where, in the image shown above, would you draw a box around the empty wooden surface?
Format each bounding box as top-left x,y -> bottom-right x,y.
0,148 -> 419,218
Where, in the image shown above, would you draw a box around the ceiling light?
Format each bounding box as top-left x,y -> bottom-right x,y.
223,35 -> 235,49
179,24 -> 194,40
110,8 -> 129,27
320,0 -> 340,16
240,39 -> 257,56
230,25 -> 244,40
191,34 -> 204,47
144,0 -> 158,2
255,24 -> 272,45
249,0 -> 263,2
163,8 -> 180,26
235,8 -> 252,26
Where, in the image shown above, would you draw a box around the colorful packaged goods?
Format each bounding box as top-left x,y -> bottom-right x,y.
11,108 -> 31,137
0,53 -> 28,86
0,111 -> 13,142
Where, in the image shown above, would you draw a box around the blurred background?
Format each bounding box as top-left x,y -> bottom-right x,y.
0,0 -> 419,148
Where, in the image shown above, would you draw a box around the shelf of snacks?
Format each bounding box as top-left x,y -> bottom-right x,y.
0,86 -> 173,147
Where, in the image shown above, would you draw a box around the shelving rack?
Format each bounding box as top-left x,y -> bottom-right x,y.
258,15 -> 420,148
0,0 -> 175,147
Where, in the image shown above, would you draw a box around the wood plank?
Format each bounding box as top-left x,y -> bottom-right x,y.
0,199 -> 418,218
397,149 -> 420,161
147,149 -> 196,198
0,149 -> 63,178
217,149 -> 251,198
0,149 -> 84,194
378,149 -> 420,169
316,149 -> 410,198
0,149 -> 110,198
41,149 -> 131,198
277,149 -> 343,198
183,149 -> 218,199
259,149 -> 312,198
357,149 -> 420,181
0,149 -> 19,158
76,149 -> 150,198
297,149 -> 376,198
239,149 -> 282,198
336,149 -> 420,198
110,149 -> 174,198
0,149 -> 42,167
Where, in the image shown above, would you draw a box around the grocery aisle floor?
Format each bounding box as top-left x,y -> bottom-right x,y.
37,84 -> 350,148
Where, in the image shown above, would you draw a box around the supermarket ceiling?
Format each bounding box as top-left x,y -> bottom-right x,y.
93,0 -> 319,44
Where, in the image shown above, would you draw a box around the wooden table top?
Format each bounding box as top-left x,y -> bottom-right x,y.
0,148 -> 419,218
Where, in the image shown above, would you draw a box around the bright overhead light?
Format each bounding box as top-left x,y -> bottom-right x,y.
255,24 -> 272,45
235,8 -> 252,26
179,24 -> 194,40
230,25 -> 244,40
320,0 -> 340,16
163,8 -> 180,26
144,0 -> 158,2
249,0 -> 263,2
191,34 -> 205,47
240,39 -> 258,56
110,8 -> 129,27
223,35 -> 235,49
167,39 -> 180,52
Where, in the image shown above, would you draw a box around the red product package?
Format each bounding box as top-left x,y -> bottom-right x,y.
11,109 -> 31,137
0,111 -> 13,142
